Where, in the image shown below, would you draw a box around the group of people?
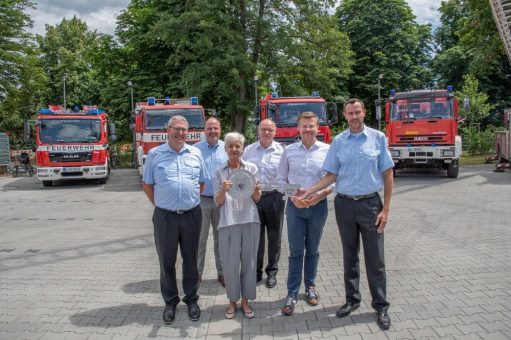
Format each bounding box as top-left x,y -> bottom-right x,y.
142,98 -> 394,330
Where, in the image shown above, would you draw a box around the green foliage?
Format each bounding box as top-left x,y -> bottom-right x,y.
337,0 -> 433,124
0,0 -> 47,145
456,74 -> 493,123
433,0 -> 511,120
459,125 -> 495,154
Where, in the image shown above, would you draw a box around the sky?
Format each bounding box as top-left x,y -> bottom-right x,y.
26,0 -> 442,37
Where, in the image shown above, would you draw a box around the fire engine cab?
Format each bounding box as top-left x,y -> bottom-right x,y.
133,96 -> 206,175
28,105 -> 116,187
257,92 -> 337,144
384,86 -> 462,178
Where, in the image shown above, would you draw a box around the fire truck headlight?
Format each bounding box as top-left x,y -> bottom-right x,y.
390,150 -> 400,157
442,150 -> 454,157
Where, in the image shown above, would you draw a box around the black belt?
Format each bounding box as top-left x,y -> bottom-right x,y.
337,192 -> 378,201
261,190 -> 282,195
156,205 -> 197,215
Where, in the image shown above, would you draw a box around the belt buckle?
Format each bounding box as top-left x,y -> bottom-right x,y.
353,195 -> 361,201
176,210 -> 185,214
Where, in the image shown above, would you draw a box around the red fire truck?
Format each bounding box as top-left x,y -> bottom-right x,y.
257,92 -> 337,144
133,97 -> 206,175
384,86 -> 462,178
27,105 -> 117,187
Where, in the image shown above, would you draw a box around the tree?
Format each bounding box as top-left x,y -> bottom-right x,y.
433,0 -> 511,124
116,0 -> 353,132
337,0 -> 433,124
37,17 -> 103,107
457,74 -> 493,124
0,0 -> 46,144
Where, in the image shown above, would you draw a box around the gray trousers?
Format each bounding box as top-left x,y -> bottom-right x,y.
219,222 -> 260,302
197,196 -> 222,276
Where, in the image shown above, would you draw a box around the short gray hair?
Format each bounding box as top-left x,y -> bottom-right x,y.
167,115 -> 189,129
224,132 -> 245,147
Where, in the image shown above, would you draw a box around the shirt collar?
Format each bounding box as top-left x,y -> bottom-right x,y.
220,158 -> 247,170
256,140 -> 276,151
298,139 -> 318,150
165,142 -> 191,154
341,125 -> 369,140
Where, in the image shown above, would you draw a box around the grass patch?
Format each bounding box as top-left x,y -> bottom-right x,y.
460,153 -> 493,166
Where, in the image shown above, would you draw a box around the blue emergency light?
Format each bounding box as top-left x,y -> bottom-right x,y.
147,97 -> 156,105
390,89 -> 396,96
312,91 -> 320,97
190,97 -> 199,105
164,96 -> 171,105
38,109 -> 54,114
447,85 -> 453,93
271,92 -> 278,99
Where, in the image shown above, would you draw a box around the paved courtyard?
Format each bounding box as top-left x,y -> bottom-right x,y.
0,165 -> 510,339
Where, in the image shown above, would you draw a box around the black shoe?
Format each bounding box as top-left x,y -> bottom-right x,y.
376,311 -> 391,330
162,305 -> 176,324
187,301 -> 201,321
336,302 -> 360,318
266,275 -> 277,288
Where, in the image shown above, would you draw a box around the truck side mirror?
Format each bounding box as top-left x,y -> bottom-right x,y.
109,122 -> 117,135
327,102 -> 338,125
463,97 -> 470,110
23,121 -> 31,144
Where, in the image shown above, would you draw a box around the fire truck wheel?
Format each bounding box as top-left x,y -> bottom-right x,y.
98,177 -> 107,185
42,180 -> 52,187
447,162 -> 459,178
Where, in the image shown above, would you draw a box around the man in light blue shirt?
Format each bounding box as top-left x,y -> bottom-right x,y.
298,99 -> 394,330
277,112 -> 331,316
143,115 -> 209,324
242,119 -> 284,288
194,117 -> 227,286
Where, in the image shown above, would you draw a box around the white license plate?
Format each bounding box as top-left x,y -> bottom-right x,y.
62,167 -> 81,172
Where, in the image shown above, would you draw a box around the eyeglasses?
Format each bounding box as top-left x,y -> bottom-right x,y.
260,128 -> 275,133
170,126 -> 188,133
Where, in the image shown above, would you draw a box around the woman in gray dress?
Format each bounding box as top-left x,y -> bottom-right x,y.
213,132 -> 261,319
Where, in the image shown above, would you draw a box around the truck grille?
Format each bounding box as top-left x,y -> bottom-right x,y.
396,135 -> 446,144
49,153 -> 92,163
409,152 -> 433,157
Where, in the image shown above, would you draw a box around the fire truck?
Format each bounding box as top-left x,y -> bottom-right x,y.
133,96 -> 206,176
26,105 -> 117,187
384,86 -> 462,178
257,92 -> 337,144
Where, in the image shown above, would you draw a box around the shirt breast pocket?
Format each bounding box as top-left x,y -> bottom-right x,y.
361,148 -> 380,171
183,159 -> 200,178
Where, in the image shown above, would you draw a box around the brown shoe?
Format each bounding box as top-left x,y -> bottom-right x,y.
218,275 -> 225,287
305,285 -> 319,306
281,296 -> 297,316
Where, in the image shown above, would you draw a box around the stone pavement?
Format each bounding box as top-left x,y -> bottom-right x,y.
0,165 -> 510,339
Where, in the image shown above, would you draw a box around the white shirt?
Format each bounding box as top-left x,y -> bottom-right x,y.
277,140 -> 330,189
242,140 -> 283,192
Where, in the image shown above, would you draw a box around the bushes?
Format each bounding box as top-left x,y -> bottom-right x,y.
460,126 -> 496,154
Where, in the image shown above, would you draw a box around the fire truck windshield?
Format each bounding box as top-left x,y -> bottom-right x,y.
272,102 -> 326,127
391,98 -> 453,121
145,109 -> 204,130
39,119 -> 101,143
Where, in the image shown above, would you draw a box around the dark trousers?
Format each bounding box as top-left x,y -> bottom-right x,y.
256,191 -> 285,278
334,194 -> 389,312
153,205 -> 201,306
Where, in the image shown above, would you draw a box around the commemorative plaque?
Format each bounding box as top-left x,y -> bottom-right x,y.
229,168 -> 255,200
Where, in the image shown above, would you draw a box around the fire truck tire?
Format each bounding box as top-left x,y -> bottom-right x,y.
98,177 -> 107,185
42,180 -> 52,187
447,162 -> 459,178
